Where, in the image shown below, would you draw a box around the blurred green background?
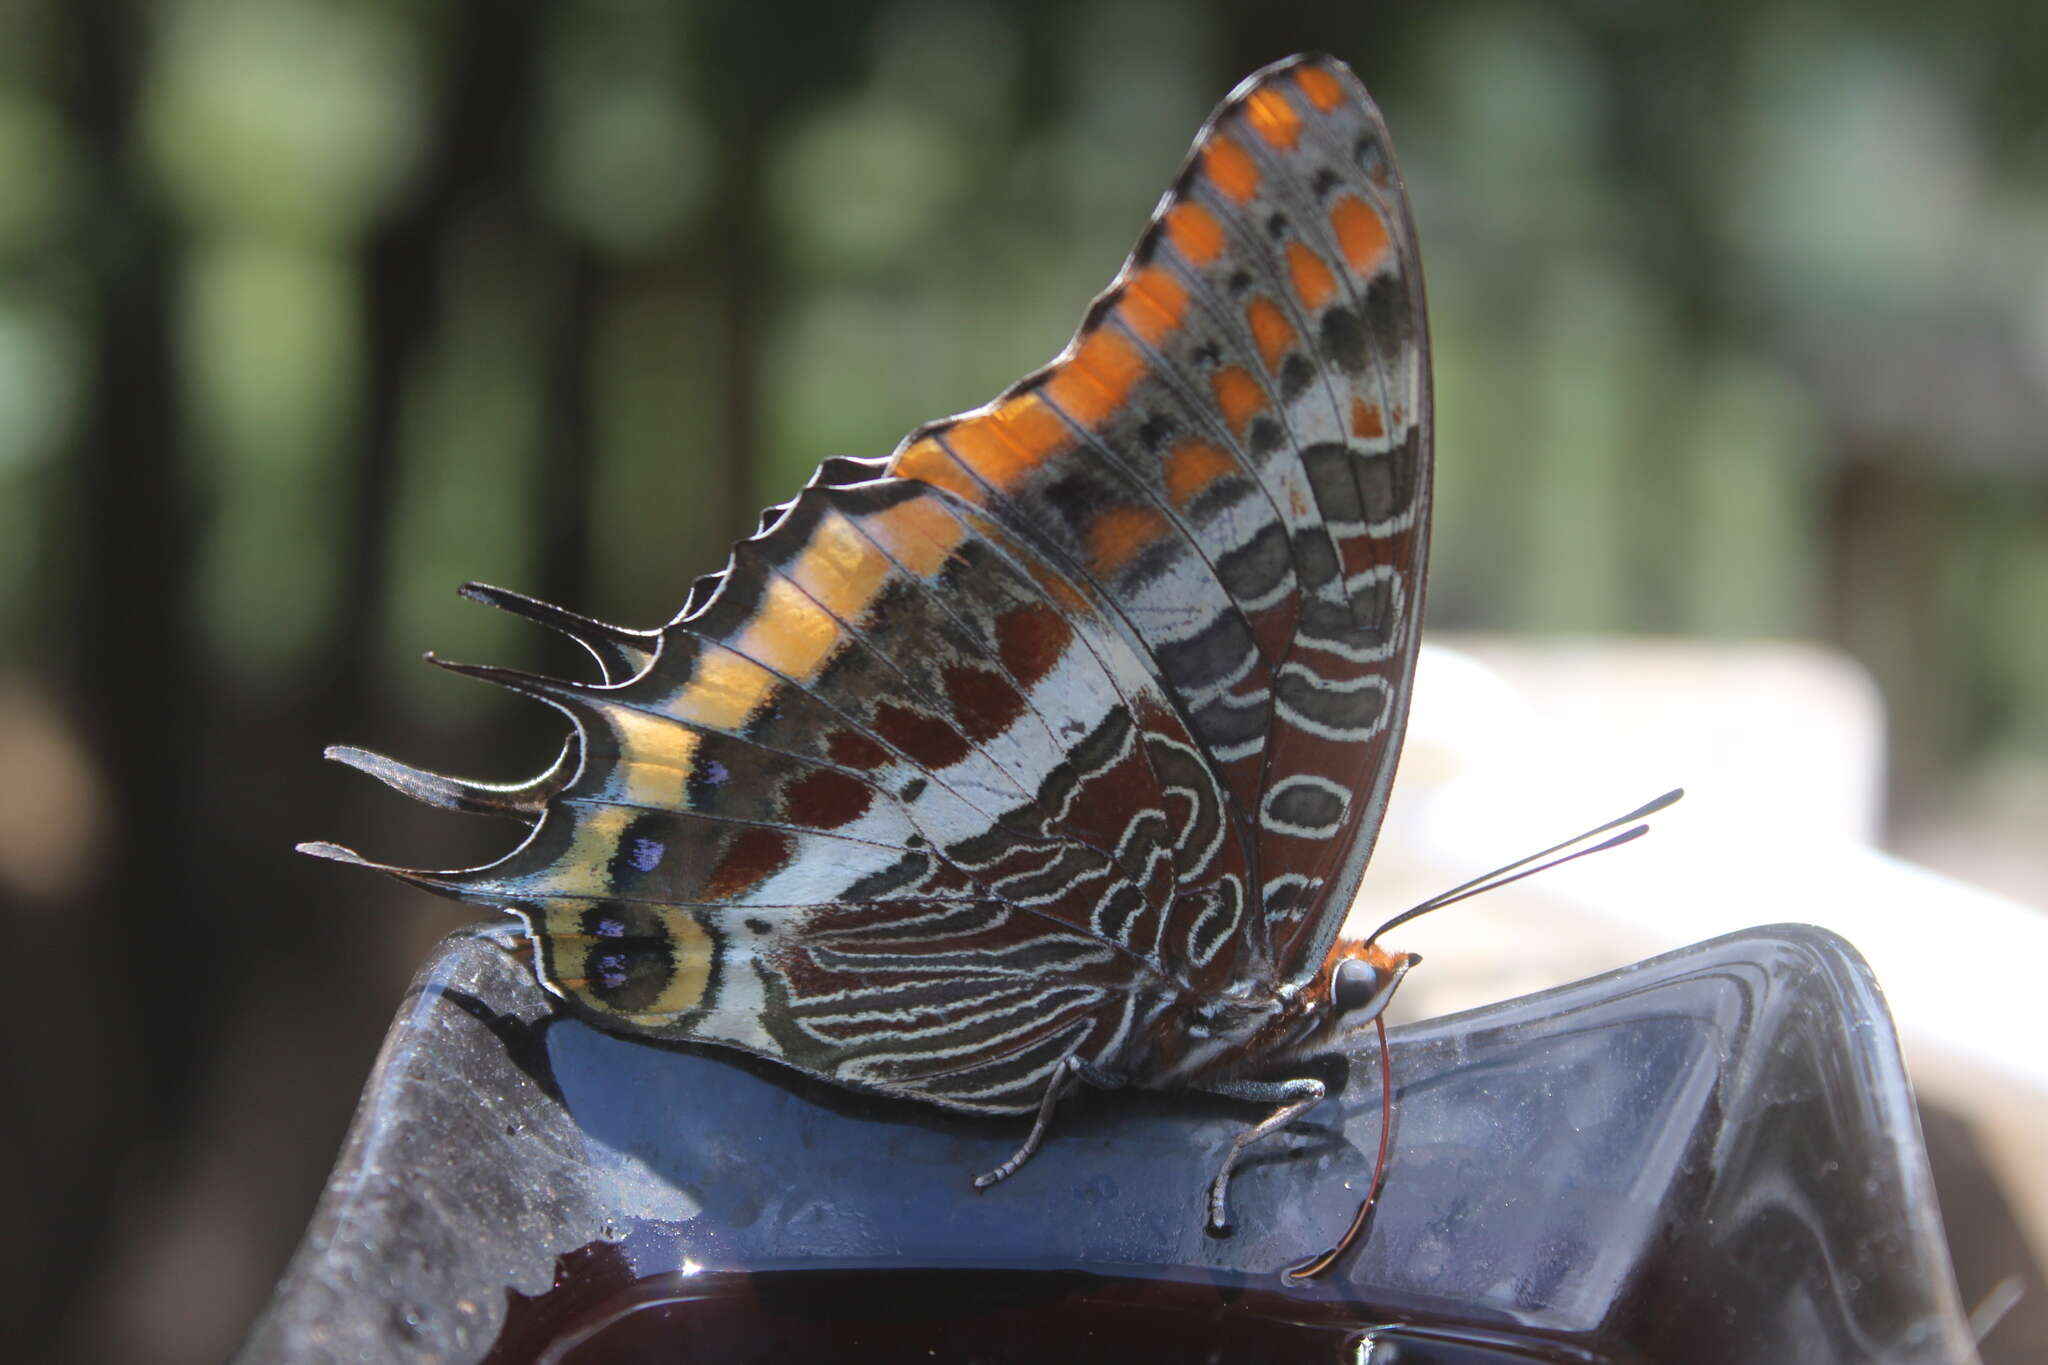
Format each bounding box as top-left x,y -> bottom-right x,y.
1,1 -> 2045,1360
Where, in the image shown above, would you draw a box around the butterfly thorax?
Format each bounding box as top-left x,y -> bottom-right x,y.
1121,967 -> 1334,1090
1131,937 -> 1414,1091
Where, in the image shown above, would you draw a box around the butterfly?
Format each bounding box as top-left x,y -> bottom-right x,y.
306,52 -> 1431,1270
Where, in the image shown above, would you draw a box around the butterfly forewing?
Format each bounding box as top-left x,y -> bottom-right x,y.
888,56 -> 1430,986
320,55 -> 1429,1117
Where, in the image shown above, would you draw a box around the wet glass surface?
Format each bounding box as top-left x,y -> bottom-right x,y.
238,924 -> 1976,1363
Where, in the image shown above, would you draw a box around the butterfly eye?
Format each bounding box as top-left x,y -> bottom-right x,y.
1332,957 -> 1383,1016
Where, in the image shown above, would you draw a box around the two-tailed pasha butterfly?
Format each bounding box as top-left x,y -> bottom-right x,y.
310,53 -> 1512,1278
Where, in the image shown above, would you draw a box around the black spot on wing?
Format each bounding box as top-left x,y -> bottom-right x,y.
1298,591 -> 1396,653
1214,519 -> 1293,606
1153,609 -> 1260,698
1362,271 -> 1411,354
584,935 -> 676,1013
1041,469 -> 1112,540
606,811 -> 673,891
1279,353 -> 1315,403
1353,134 -> 1389,181
1276,667 -> 1387,738
1319,306 -> 1366,377
1263,778 -> 1346,837
1354,430 -> 1425,525
842,849 -> 938,901
1302,443 -> 1365,523
1291,528 -> 1340,594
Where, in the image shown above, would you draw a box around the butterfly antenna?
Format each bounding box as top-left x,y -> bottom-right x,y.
1285,788 -> 1684,1283
1363,788 -> 1683,950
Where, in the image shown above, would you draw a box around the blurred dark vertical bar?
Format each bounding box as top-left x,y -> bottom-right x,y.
1828,457 -> 1969,832
341,0 -> 546,729
60,0 -> 194,1115
708,112 -> 768,528
34,0 -> 194,1354
684,0 -> 888,531
1591,13 -> 1743,630
536,243 -> 602,618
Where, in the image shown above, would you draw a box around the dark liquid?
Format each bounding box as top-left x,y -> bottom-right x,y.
486,1243 -> 1632,1364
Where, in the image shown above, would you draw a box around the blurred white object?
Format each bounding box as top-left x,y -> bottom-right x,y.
1360,635 -> 2048,1259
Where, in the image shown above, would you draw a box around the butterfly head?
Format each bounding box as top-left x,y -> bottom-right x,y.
1331,941 -> 1419,1028
1270,940 -> 1419,1060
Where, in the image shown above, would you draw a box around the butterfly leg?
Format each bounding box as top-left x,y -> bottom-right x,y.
1200,1076 -> 1327,1231
973,1055 -> 1123,1190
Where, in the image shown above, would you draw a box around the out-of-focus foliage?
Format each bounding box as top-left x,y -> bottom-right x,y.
1,2 -> 2044,1362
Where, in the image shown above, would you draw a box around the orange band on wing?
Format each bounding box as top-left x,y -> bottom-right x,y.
1331,195 -> 1391,275
1163,439 -> 1240,507
1164,201 -> 1226,266
1046,329 -> 1147,426
1295,65 -> 1345,112
606,705 -> 698,808
947,393 -> 1071,487
558,806 -> 635,894
739,577 -> 843,682
1202,134 -> 1260,202
867,494 -> 968,578
1286,241 -> 1337,311
1118,266 -> 1188,345
1210,365 -> 1268,437
1246,296 -> 1297,375
893,436 -> 987,503
677,646 -> 780,732
1244,88 -> 1303,150
1088,504 -> 1170,576
785,511 -> 895,624
1351,397 -> 1385,440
